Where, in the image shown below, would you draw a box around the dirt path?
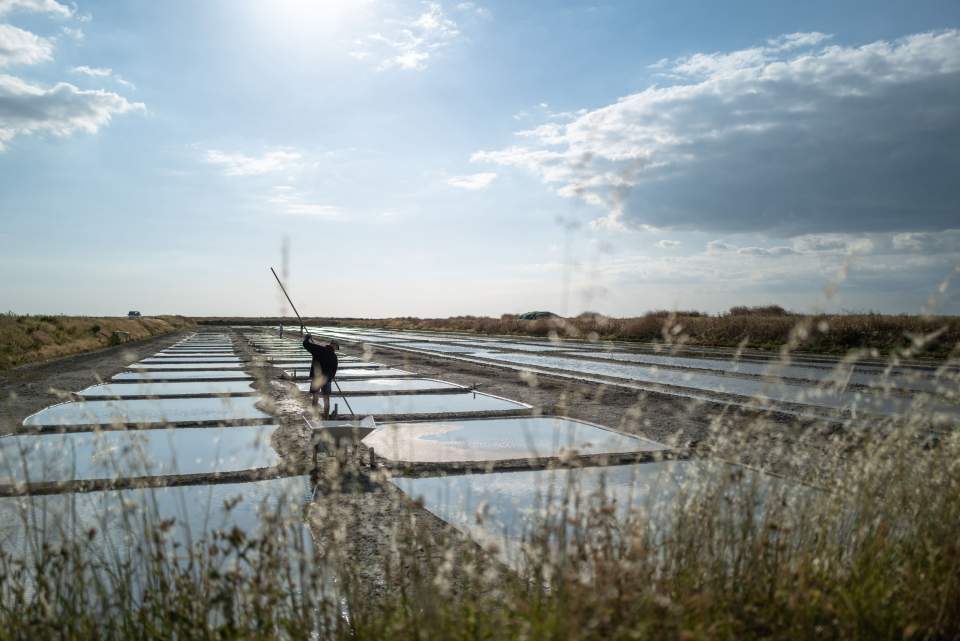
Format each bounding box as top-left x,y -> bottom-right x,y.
0,329 -> 194,434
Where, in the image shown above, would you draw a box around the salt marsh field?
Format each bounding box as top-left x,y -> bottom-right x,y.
1,323 -> 958,637
303,325 -> 960,421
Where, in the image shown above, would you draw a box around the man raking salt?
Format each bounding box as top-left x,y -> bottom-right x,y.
302,334 -> 339,419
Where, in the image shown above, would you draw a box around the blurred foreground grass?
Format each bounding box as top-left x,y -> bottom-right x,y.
1,416 -> 957,640
0,314 -> 194,371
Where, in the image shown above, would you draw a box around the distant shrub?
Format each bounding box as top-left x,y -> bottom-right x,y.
728,305 -> 791,316
645,309 -> 706,318
518,311 -> 557,320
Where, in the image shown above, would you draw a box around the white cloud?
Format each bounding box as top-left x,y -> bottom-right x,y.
268,187 -> 341,217
70,65 -> 110,77
60,25 -> 83,41
892,231 -> 960,254
0,0 -> 73,18
736,246 -> 797,257
0,24 -> 53,67
474,29 -> 960,236
455,2 -> 490,17
707,231 -> 960,260
352,2 -> 461,71
71,65 -> 136,90
792,234 -> 876,255
656,239 -> 680,249
447,171 -> 497,190
204,149 -> 302,176
706,240 -> 735,254
662,32 -> 833,78
0,74 -> 144,150
581,230 -> 960,312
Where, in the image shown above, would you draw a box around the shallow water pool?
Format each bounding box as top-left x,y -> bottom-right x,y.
365,416 -> 667,462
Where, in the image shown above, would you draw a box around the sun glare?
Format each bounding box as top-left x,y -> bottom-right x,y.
254,0 -> 368,40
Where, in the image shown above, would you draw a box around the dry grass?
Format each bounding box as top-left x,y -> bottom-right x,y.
0,314 -> 194,371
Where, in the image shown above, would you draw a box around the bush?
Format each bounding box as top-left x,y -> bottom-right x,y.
728,304 -> 791,316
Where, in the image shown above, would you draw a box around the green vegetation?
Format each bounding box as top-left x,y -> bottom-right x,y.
0,314 -> 194,371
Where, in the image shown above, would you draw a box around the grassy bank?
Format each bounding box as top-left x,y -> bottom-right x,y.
0,314 -> 194,371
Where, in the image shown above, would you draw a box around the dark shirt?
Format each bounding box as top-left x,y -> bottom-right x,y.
303,337 -> 338,380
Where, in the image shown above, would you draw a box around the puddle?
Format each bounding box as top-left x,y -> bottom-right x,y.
468,352 -> 949,416
79,381 -> 257,397
323,392 -> 528,417
452,341 -> 577,352
127,363 -> 245,369
113,370 -> 253,381
0,476 -> 312,583
394,461 -> 780,567
1,425 -> 280,483
22,396 -> 272,427
396,343 -> 480,353
310,334 -> 402,344
161,349 -> 236,354
296,378 -> 464,393
365,416 -> 667,462
283,367 -> 413,379
268,360 -> 380,368
577,351 -> 940,392
148,355 -> 241,360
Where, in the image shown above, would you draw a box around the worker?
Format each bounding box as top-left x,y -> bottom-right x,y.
302,335 -> 340,419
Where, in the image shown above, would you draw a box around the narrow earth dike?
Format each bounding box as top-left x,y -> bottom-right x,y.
0,314 -> 194,372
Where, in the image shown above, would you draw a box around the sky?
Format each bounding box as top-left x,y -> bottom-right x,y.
1,0 -> 958,318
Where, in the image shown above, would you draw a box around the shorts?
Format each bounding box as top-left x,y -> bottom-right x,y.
310,373 -> 332,395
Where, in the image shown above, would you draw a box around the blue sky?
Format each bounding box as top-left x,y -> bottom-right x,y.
1,0 -> 958,317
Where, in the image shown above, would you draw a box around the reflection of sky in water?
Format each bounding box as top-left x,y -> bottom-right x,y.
1,425 -> 280,482
366,416 -> 665,462
128,363 -> 245,369
451,341 -> 577,352
143,357 -> 242,363
114,370 -> 253,380
468,352 -> 950,416
394,461 -> 774,568
23,396 -> 271,426
268,360 -> 381,368
80,381 -> 257,397
324,392 -> 526,416
283,368 -> 412,379
0,476 -> 312,583
159,350 -> 237,355
296,378 -> 463,393
577,351 -> 941,392
397,342 -> 479,353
